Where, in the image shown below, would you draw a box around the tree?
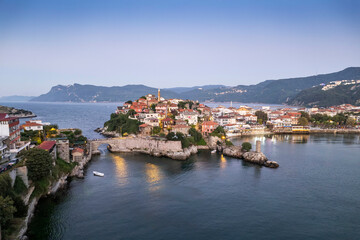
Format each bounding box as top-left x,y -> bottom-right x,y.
24,148 -> 53,181
125,100 -> 132,104
166,132 -> 176,140
127,109 -> 136,117
178,101 -> 186,109
346,117 -> 355,126
298,117 -> 309,126
150,104 -> 156,112
300,111 -> 310,120
152,126 -> 161,135
255,111 -> 268,124
210,126 -> 226,137
188,128 -> 203,142
242,142 -> 252,152
140,96 -> 146,99
74,129 -> 82,135
0,196 -> 16,229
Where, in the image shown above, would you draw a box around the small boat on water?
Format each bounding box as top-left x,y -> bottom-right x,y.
93,171 -> 104,177
211,150 -> 217,154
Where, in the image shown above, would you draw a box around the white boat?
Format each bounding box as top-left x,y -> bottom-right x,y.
211,150 -> 217,154
93,171 -> 104,177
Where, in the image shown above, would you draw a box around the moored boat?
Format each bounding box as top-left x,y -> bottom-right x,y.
93,171 -> 104,177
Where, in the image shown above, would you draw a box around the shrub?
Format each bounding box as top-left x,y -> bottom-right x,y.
197,138 -> 207,146
242,142 -> 252,152
225,140 -> 234,146
210,126 -> 226,138
0,196 -> 16,228
166,132 -> 176,140
12,195 -> 28,218
13,176 -> 27,195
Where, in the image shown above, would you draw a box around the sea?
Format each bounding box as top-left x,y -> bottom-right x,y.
1,101 -> 360,240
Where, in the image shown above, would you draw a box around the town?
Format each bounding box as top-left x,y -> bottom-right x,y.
106,89 -> 360,138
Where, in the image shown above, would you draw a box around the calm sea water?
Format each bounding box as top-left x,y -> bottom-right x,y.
1,102 -> 360,239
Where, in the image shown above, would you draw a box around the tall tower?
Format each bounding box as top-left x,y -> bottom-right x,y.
158,88 -> 161,101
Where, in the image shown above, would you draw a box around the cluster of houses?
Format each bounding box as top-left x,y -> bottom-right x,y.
0,114 -> 85,168
115,91 -> 360,137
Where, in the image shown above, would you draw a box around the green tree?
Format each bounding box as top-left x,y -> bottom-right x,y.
74,129 -> 82,135
298,117 -> 309,126
0,196 -> 16,229
166,132 -> 176,140
188,128 -> 203,142
125,100 -> 132,104
210,126 -> 226,137
300,111 -> 310,120
104,113 -> 140,134
150,104 -> 157,112
152,126 -> 161,135
140,96 -> 146,99
242,142 -> 252,152
127,109 -> 136,117
24,148 -> 53,181
346,117 -> 355,126
177,101 -> 186,109
255,111 -> 268,124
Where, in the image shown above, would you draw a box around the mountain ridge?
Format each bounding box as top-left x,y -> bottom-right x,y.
30,67 -> 360,106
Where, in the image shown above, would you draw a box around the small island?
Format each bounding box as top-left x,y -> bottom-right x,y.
0,105 -> 36,118
94,90 -> 278,168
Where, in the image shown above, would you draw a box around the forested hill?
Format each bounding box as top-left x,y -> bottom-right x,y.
288,83 -> 360,107
180,67 -> 360,103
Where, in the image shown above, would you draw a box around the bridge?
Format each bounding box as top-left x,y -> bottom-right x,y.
90,138 -> 125,155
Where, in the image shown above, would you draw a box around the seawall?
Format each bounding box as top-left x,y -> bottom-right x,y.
90,137 -> 198,160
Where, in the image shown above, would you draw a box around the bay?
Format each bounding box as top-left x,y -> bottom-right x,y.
2,102 -> 360,240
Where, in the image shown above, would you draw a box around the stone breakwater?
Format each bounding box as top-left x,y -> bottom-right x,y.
90,137 -> 198,160
222,145 -> 279,168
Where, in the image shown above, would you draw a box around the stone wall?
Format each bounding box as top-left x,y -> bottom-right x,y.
90,137 -> 194,160
91,137 -> 182,154
57,140 -> 70,163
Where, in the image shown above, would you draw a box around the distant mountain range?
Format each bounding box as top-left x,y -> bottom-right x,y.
29,67 -> 360,106
0,95 -> 35,102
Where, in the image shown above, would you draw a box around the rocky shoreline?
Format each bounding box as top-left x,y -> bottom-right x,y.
222,146 -> 279,168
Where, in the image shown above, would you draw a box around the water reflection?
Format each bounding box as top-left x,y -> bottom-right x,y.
113,155 -> 128,186
145,163 -> 162,192
220,154 -> 227,169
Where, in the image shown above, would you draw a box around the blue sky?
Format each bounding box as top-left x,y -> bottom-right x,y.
0,0 -> 359,96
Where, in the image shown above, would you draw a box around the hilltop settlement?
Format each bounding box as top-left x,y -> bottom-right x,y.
99,89 -> 360,139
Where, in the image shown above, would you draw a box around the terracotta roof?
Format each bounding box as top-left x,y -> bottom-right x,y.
139,123 -> 150,128
22,122 -> 42,127
202,121 -> 219,126
72,148 -> 84,154
172,125 -> 190,129
37,141 -> 56,151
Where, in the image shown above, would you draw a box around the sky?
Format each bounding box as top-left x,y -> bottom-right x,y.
0,0 -> 360,96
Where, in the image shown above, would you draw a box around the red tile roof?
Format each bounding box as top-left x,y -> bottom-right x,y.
72,148 -> 84,154
37,141 -> 56,151
202,121 -> 219,126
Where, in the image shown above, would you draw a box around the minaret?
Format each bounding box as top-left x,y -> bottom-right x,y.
158,88 -> 161,101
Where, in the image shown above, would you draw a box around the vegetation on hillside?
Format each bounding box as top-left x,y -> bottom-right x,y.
104,113 -> 141,135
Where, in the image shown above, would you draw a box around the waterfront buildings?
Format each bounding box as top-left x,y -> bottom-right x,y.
0,113 -> 20,149
114,92 -> 360,137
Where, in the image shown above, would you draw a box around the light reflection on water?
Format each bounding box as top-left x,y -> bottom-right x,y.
112,155 -> 129,187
